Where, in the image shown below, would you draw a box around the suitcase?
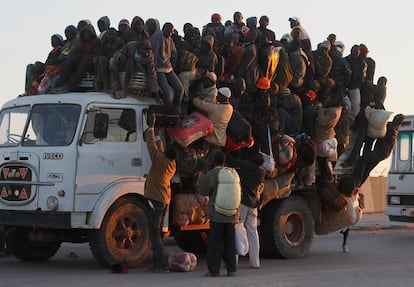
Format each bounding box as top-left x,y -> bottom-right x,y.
226,110 -> 252,143
167,112 -> 213,147
165,251 -> 197,272
143,104 -> 180,128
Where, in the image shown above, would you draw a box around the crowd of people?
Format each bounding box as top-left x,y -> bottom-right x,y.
20,11 -> 405,275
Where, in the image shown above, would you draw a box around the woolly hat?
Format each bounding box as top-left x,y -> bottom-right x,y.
52,34 -> 64,44
65,25 -> 77,34
256,77 -> 271,90
211,13 -> 222,22
218,87 -> 231,98
118,19 -> 130,28
305,90 -> 317,101
278,87 -> 292,97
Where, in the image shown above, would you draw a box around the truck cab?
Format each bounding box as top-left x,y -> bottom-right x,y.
0,92 -> 154,266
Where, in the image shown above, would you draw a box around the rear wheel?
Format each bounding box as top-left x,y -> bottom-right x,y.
89,197 -> 151,267
5,228 -> 61,261
259,196 -> 314,259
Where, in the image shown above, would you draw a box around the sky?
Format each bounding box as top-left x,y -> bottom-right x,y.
0,0 -> 411,174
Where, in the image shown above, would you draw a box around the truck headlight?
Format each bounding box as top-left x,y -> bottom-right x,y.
390,196 -> 401,205
47,196 -> 59,211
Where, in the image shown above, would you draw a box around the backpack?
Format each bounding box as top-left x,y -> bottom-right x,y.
214,167 -> 241,216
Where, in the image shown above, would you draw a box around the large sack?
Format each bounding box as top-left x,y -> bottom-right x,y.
259,171 -> 295,209
165,252 -> 197,272
214,167 -> 241,216
365,106 -> 393,138
272,134 -> 296,167
172,193 -> 209,226
316,137 -> 338,161
315,193 -> 363,235
319,182 -> 347,212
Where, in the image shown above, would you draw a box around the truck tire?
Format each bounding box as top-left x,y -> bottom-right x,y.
259,195 -> 314,259
89,197 -> 151,267
174,230 -> 208,254
5,228 -> 61,261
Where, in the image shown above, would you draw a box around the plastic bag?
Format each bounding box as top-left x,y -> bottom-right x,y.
235,222 -> 249,256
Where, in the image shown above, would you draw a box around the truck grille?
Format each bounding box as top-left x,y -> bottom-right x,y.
0,165 -> 33,201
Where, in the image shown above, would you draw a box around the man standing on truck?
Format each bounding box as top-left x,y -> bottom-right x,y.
144,115 -> 178,273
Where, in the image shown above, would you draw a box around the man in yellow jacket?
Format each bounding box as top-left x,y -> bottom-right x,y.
144,116 -> 178,273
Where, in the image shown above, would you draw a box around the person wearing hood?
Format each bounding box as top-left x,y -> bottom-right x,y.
145,18 -> 160,38
55,24 -> 103,92
97,16 -> 110,39
44,34 -> 64,67
59,25 -> 80,64
151,22 -> 184,111
118,19 -> 130,38
312,40 -> 333,106
235,28 -> 260,94
195,35 -> 219,73
110,39 -> 160,100
123,16 -> 150,44
96,27 -> 124,91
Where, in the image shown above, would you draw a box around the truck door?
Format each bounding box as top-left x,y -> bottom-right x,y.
75,105 -> 144,211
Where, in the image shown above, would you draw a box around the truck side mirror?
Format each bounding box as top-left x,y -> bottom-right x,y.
94,113 -> 109,139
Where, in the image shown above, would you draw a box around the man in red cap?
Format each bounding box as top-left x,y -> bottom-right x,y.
359,44 -> 375,84
202,13 -> 225,46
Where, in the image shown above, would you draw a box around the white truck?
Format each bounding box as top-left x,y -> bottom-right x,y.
0,92 -> 360,267
386,115 -> 414,222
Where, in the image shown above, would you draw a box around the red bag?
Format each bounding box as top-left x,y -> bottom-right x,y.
224,134 -> 254,151
165,252 -> 197,272
167,112 -> 213,147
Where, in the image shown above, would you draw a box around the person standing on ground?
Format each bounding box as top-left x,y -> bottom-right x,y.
227,151 -> 265,269
200,151 -> 240,277
144,115 -> 178,273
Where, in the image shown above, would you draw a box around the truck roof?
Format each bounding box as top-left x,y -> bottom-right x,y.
1,92 -> 157,109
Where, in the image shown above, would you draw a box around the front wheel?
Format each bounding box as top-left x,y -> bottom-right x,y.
259,196 -> 314,259
89,197 -> 151,267
5,228 -> 61,261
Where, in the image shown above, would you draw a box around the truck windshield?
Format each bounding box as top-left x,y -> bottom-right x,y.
22,104 -> 81,146
0,106 -> 30,146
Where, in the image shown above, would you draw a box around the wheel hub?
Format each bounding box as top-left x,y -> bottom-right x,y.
284,213 -> 304,245
112,216 -> 143,250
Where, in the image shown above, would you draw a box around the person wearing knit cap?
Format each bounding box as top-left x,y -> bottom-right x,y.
118,19 -> 130,38
202,13 -> 225,46
359,43 -> 375,84
277,86 -> 303,134
234,28 -> 260,94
